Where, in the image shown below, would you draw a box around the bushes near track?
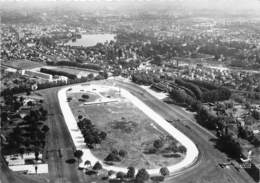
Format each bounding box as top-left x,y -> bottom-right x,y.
175,79 -> 202,100
170,79 -> 231,104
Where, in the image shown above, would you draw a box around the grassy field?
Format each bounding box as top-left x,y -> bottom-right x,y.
67,88 -> 184,169
67,92 -> 100,104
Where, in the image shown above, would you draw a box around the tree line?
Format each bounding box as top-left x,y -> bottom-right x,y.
40,68 -> 77,80
130,73 -> 248,159
0,73 -> 102,96
77,117 -> 107,148
172,79 -> 231,103
1,94 -> 49,159
46,61 -> 101,71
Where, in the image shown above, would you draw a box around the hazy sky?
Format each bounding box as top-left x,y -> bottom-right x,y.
178,0 -> 260,10
1,0 -> 260,12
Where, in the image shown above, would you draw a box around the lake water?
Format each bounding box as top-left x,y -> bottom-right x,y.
65,34 -> 116,47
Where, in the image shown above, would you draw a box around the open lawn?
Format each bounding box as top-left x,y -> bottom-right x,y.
67,87 -> 184,169
67,92 -> 100,104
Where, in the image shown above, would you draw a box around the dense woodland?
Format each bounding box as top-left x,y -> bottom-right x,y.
131,72 -> 260,160
1,93 -> 49,158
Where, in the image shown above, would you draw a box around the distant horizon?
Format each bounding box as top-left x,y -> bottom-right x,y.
1,0 -> 260,13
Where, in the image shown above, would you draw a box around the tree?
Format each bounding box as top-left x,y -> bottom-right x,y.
178,145 -> 186,153
74,150 -> 83,163
88,73 -> 94,80
150,176 -> 165,182
20,96 -> 25,103
93,161 -> 102,170
19,147 -> 25,159
169,143 -> 178,152
104,152 -> 121,162
118,49 -> 123,58
27,101 -> 34,107
151,55 -> 162,66
84,160 -> 91,166
93,135 -> 101,144
245,102 -> 251,109
40,109 -> 48,118
153,139 -> 164,149
252,110 -> 260,120
169,88 -> 187,104
175,79 -> 202,100
135,168 -> 149,183
191,101 -> 203,111
116,171 -> 126,180
119,149 -> 127,158
13,101 -> 21,111
35,151 -> 39,161
1,112 -> 8,121
77,120 -> 84,129
216,133 -> 241,158
41,125 -> 49,133
160,167 -> 170,177
78,115 -> 83,121
126,166 -> 135,178
26,90 -> 31,96
202,88 -> 231,103
108,170 -> 115,177
99,131 -> 107,140
84,133 -> 96,146
111,148 -> 119,155
82,95 -> 89,99
40,68 -> 77,80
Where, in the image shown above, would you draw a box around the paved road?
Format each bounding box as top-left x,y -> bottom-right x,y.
110,80 -> 255,183
41,88 -> 87,183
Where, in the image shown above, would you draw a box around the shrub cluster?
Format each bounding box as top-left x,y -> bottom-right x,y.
238,125 -> 260,146
171,79 -> 231,104
77,118 -> 107,148
175,79 -> 202,100
104,149 -> 127,162
184,79 -> 218,90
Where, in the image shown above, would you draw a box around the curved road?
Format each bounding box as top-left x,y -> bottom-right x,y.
58,84 -> 199,175
41,87 -> 88,183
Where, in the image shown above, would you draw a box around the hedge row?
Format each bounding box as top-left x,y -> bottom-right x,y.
184,79 -> 218,90
173,79 -> 231,103
40,68 -> 77,79
46,61 -> 101,71
175,79 -> 202,100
